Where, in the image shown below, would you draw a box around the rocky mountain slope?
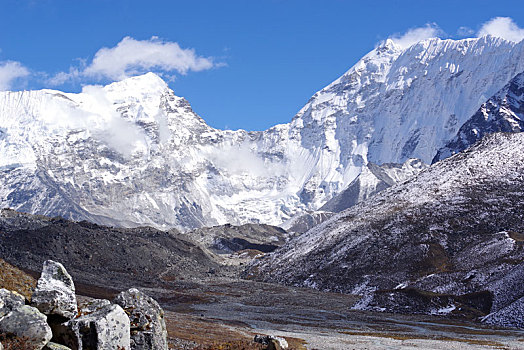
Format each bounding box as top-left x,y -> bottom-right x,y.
0,36 -> 523,230
433,71 -> 524,163
248,132 -> 524,327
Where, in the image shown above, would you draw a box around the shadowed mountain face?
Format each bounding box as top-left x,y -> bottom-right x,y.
433,71 -> 524,163
0,209 -> 222,290
248,132 -> 524,327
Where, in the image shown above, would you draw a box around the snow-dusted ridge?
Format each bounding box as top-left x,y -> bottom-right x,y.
0,36 -> 523,230
249,132 -> 524,327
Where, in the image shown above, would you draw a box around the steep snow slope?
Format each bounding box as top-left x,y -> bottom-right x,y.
282,158 -> 427,234
320,158 -> 427,213
249,132 -> 524,327
1,36 -> 523,230
433,70 -> 524,163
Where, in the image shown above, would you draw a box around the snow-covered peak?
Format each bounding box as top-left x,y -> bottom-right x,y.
104,72 -> 168,96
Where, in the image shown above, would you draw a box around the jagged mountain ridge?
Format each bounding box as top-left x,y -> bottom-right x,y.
248,132 -> 524,327
1,36 -> 524,230
433,70 -> 524,163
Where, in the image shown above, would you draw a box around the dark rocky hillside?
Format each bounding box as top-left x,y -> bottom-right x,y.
0,209 -> 221,290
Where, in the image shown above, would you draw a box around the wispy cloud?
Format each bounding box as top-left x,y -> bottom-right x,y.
457,26 -> 475,37
477,17 -> 524,43
0,61 -> 30,91
50,36 -> 217,85
389,23 -> 442,49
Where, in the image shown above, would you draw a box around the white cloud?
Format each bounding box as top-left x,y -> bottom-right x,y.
477,17 -> 524,42
0,61 -> 30,91
51,36 -> 216,85
207,143 -> 286,178
389,24 -> 441,49
457,26 -> 475,37
42,84 -> 149,157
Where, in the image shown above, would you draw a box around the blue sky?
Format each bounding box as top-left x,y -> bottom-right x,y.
1,0 -> 524,131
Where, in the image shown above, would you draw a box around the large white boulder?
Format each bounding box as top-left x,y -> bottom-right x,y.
31,260 -> 77,319
0,305 -> 52,350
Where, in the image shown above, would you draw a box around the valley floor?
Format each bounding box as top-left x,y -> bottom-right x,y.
77,278 -> 524,350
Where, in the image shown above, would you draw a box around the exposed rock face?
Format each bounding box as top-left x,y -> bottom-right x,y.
31,260 -> 77,319
0,288 -> 25,315
433,71 -> 524,163
113,288 -> 167,350
55,303 -> 130,350
0,305 -> 52,350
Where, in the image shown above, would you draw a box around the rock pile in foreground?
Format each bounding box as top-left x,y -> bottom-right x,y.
0,260 -> 168,350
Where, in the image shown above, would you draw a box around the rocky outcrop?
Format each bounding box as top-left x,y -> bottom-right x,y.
0,288 -> 25,315
55,303 -> 130,350
0,305 -> 52,350
31,261 -> 77,319
433,71 -> 524,163
0,260 -> 168,350
113,288 -> 167,350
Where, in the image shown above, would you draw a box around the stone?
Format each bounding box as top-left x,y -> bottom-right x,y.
31,260 -> 77,319
0,288 -> 25,317
43,341 -> 72,350
0,305 -> 52,350
254,334 -> 288,350
113,288 -> 168,350
54,303 -> 130,350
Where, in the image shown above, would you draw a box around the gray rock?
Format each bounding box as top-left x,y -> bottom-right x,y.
0,305 -> 52,350
54,303 -> 130,350
0,289 -> 25,317
31,260 -> 77,319
43,341 -> 72,350
113,288 -> 167,350
77,298 -> 111,314
254,334 -> 288,350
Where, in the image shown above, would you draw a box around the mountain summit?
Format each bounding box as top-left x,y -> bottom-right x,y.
1,36 -> 523,229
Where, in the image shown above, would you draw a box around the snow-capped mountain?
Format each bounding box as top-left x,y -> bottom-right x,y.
1,35 -> 523,230
248,132 -> 524,327
433,70 -> 524,163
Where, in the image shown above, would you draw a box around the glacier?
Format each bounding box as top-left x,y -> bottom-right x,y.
0,35 -> 523,230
